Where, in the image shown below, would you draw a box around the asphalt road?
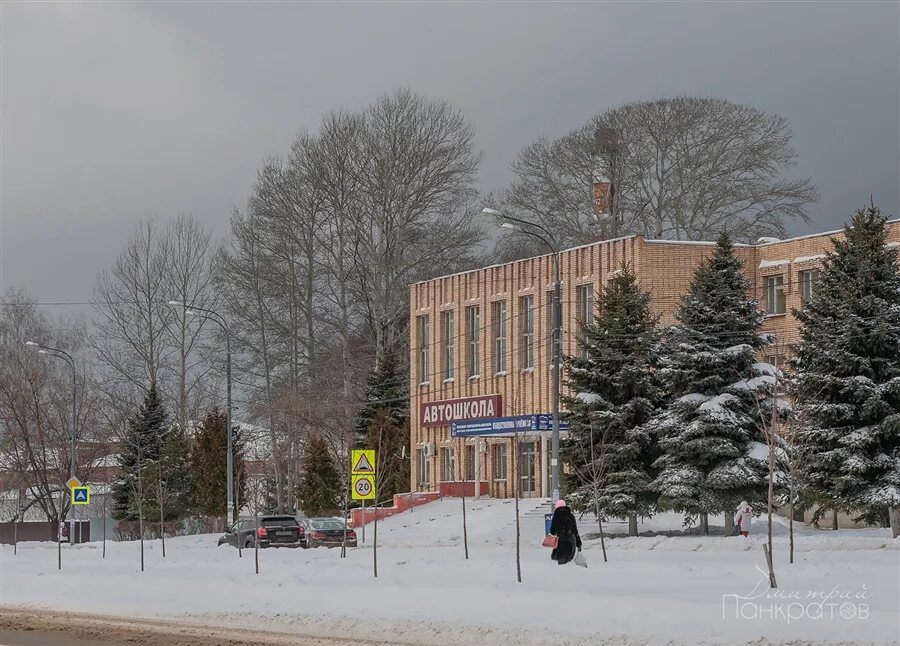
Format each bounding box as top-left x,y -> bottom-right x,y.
0,609 -> 411,646
0,630 -> 131,646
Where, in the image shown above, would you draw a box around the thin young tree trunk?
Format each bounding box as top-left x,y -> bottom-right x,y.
767,438 -> 776,588
103,505 -> 107,559
514,437 -> 521,583
832,508 -> 839,531
597,515 -> 608,563
13,490 -> 20,556
340,463 -> 350,559
700,512 -> 709,535
254,501 -> 259,575
789,500 -> 794,564
889,507 -> 900,539
158,469 -> 165,558
461,489 -> 468,560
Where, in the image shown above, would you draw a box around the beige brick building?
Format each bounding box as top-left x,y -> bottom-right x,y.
408,221 -> 900,499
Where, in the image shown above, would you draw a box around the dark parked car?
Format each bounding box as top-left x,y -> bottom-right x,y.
298,518 -> 357,548
218,515 -> 304,549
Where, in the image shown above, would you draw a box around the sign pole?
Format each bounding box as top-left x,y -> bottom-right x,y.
361,501 -> 365,545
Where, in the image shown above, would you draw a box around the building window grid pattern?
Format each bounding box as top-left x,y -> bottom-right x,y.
441,447 -> 456,482
417,315 -> 429,383
520,295 -> 535,369
417,449 -> 431,488
441,310 -> 455,380
766,276 -> 786,315
576,284 -> 594,359
465,444 -> 476,480
493,444 -> 507,480
800,269 -> 820,302
466,306 -> 480,378
492,301 -> 507,374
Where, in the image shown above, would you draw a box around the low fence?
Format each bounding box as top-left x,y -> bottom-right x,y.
0,519 -> 90,545
0,516 -> 226,544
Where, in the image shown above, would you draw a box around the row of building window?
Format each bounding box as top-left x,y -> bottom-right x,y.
765,269 -> 820,315
417,444 -> 512,484
418,269 -> 821,380
416,286 -> 595,383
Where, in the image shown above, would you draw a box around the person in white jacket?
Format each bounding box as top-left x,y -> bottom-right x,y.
734,501 -> 753,537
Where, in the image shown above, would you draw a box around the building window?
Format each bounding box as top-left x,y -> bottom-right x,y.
416,315 -> 429,383
764,354 -> 786,372
466,306 -> 480,378
441,447 -> 456,481
492,301 -> 508,374
417,449 -> 431,489
492,444 -> 507,480
576,284 -> 594,359
441,310 -> 455,380
766,276 -> 786,315
800,269 -> 820,303
465,444 -> 476,480
520,295 -> 535,369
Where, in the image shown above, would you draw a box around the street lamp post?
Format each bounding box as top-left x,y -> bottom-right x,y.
168,302 -> 234,524
26,341 -> 76,568
482,209 -> 562,503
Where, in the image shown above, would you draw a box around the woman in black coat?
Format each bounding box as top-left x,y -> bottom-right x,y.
549,500 -> 582,565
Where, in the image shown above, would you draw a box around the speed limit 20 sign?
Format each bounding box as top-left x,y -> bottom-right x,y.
352,474 -> 376,500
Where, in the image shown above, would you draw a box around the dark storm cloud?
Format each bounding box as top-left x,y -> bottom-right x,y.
1,1 -> 897,304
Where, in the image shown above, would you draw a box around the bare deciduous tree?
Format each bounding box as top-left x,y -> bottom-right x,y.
162,213 -> 217,429
500,97 -> 819,255
93,218 -> 172,395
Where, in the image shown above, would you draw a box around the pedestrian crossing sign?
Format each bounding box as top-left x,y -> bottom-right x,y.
351,449 -> 376,475
71,486 -> 90,505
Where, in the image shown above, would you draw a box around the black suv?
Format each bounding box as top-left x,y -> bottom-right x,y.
218,515 -> 304,549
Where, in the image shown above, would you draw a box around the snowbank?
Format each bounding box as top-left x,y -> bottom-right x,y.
1,499 -> 897,645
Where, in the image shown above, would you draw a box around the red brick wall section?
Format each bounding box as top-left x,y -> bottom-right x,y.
348,491 -> 440,528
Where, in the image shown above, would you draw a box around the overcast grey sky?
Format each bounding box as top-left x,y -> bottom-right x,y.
2,1 -> 898,307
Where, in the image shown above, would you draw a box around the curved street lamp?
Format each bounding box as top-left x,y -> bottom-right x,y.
25,340 -> 77,569
481,208 -> 563,504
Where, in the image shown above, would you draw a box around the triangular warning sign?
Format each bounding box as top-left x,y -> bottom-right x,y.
353,453 -> 373,473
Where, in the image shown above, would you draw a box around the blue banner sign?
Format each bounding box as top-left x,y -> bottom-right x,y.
451,414 -> 570,437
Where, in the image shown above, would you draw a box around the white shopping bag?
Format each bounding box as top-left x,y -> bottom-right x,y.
574,551 -> 588,568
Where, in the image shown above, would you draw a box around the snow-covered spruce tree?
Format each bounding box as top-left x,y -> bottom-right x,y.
112,385 -> 169,521
649,233 -> 772,534
562,264 -> 662,536
792,206 -> 900,535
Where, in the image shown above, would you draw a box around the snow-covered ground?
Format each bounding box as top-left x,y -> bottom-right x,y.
1,498 -> 897,645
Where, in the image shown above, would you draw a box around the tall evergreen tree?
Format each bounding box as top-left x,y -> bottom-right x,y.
649,233 -> 771,532
793,206 -> 900,533
367,408 -> 411,504
562,265 -> 662,535
144,424 -> 194,522
112,385 -> 169,520
354,351 -> 409,448
297,434 -> 341,516
189,409 -> 246,522
355,351 -> 410,501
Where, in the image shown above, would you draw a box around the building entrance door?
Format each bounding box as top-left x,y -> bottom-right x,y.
519,441 -> 537,497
